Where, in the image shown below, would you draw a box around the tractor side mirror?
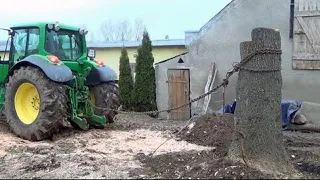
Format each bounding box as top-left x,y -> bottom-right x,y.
87,48 -> 95,60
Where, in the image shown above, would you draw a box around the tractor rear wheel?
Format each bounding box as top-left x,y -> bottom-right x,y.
5,66 -> 68,141
89,82 -> 120,124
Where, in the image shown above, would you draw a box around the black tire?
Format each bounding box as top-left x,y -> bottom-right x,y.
90,82 -> 120,124
5,66 -> 68,141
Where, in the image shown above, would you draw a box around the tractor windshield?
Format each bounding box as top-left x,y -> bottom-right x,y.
45,29 -> 83,60
11,28 -> 40,61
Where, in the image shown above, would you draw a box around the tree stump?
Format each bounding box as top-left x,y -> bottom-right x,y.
227,28 -> 297,177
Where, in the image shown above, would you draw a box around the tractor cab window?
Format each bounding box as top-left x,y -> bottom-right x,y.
45,29 -> 82,60
11,28 -> 40,61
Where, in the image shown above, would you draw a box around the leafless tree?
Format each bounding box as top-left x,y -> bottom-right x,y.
133,18 -> 146,41
87,31 -> 95,43
100,19 -> 117,41
118,19 -> 133,41
79,24 -> 95,43
100,18 -> 146,42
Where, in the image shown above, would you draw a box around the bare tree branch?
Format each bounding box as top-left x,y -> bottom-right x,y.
133,18 -> 146,41
117,20 -> 133,41
100,18 -> 118,41
100,18 -> 146,42
87,31 -> 95,43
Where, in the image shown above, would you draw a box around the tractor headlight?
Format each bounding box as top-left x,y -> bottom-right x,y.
54,21 -> 60,31
54,25 -> 60,31
79,28 -> 86,35
47,23 -> 54,30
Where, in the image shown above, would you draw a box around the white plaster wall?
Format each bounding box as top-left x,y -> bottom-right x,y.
156,0 -> 320,123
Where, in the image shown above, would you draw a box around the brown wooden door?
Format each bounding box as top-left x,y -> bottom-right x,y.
167,69 -> 190,120
292,0 -> 320,69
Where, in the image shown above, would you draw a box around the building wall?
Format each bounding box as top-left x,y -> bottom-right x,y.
155,0 -> 320,123
155,53 -> 194,119
94,46 -> 187,77
185,0 -> 292,114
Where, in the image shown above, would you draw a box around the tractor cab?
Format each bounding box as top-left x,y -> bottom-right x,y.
45,26 -> 83,61
5,22 -> 90,64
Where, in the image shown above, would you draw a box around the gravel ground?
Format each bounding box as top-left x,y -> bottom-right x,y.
0,113 -> 319,179
0,114 -> 210,179
113,114 -> 189,133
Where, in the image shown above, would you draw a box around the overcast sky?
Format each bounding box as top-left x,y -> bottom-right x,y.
0,0 -> 232,41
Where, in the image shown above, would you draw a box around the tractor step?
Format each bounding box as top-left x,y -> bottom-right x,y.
87,114 -> 107,128
71,116 -> 90,130
70,113 -> 107,130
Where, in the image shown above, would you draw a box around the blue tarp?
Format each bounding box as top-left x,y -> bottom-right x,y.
216,99 -> 303,130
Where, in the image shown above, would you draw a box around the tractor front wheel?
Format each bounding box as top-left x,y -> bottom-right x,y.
89,82 -> 120,124
5,66 -> 68,141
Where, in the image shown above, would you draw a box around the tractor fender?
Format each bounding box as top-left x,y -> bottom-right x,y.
86,65 -> 118,86
9,55 -> 74,83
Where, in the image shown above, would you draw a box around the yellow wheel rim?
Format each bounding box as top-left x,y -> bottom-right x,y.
14,82 -> 40,124
89,90 -> 96,106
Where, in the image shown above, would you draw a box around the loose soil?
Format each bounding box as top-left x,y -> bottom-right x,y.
130,113 -> 320,179
0,113 -> 319,179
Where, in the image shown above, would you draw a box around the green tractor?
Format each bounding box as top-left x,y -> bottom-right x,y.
0,22 -> 120,141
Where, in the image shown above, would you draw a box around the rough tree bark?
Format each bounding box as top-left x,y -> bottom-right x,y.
227,28 -> 297,177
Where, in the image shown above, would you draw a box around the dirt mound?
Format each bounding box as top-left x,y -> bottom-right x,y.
130,149 -> 270,179
129,114 -> 271,179
128,113 -> 320,179
284,132 -> 320,178
178,113 -> 234,157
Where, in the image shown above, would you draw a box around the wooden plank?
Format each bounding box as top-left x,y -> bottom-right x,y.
293,53 -> 320,60
202,62 -> 217,114
167,69 -> 190,120
296,16 -> 316,50
295,0 -> 320,12
166,80 -> 187,83
183,70 -> 191,120
295,10 -> 320,17
293,59 -> 320,69
167,71 -> 174,116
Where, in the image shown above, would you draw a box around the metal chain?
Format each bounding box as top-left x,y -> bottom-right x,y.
88,48 -> 282,115
237,48 -> 282,72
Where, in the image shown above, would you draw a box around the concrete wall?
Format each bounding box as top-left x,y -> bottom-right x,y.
155,53 -> 196,119
156,0 -> 320,123
156,51 -> 221,119
185,31 -> 199,47
187,0 -> 296,112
